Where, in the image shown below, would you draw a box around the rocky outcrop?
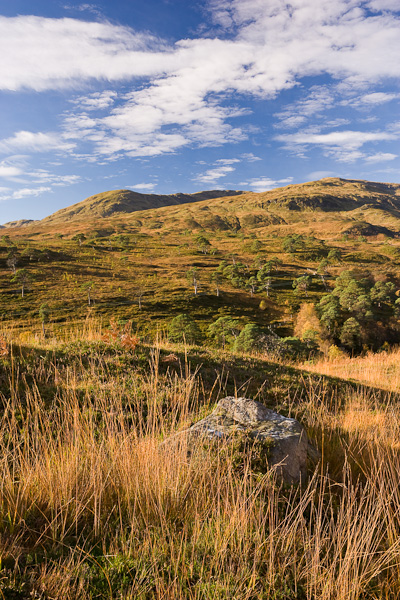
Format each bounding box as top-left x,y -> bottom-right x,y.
185,396 -> 313,483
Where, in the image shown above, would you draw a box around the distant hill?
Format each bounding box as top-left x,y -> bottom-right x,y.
41,189 -> 245,223
2,219 -> 37,228
250,177 -> 400,212
5,177 -> 400,238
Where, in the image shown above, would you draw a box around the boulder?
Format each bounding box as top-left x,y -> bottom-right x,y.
187,396 -> 311,483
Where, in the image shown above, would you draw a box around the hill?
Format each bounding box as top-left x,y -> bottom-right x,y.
40,188 -> 245,223
2,175 -> 400,355
2,219 -> 37,228
2,176 -> 400,598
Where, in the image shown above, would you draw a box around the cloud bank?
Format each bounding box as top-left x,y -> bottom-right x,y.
1,1 -> 400,162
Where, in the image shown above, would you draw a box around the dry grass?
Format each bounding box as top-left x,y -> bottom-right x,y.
0,330 -> 400,598
302,346 -> 400,392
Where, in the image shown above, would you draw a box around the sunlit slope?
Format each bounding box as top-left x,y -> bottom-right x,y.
5,177 -> 400,241
41,188 -> 245,223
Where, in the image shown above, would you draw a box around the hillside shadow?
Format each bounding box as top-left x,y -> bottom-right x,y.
158,346 -> 400,411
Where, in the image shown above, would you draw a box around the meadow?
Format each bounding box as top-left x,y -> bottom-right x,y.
2,178 -> 400,597
0,322 -> 399,598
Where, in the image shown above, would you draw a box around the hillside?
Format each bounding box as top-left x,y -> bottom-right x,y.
40,188 -> 245,223
1,175 -> 400,354
2,176 -> 400,596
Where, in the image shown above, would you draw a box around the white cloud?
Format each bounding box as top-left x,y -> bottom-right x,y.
364,152 -> 397,162
276,129 -> 396,148
241,177 -> 293,193
215,158 -> 241,164
344,91 -> 400,108
127,183 -> 157,191
274,86 -> 335,129
360,92 -> 399,104
70,91 -> 117,111
3,3 -> 400,158
0,186 -> 51,202
0,164 -> 23,178
0,16 -> 169,92
194,165 -> 236,184
64,3 -> 103,17
27,171 -> 82,186
241,153 -> 262,161
367,0 -> 400,11
0,131 -> 75,154
276,128 -> 398,162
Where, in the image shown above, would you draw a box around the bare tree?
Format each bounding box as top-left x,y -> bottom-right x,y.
187,267 -> 200,296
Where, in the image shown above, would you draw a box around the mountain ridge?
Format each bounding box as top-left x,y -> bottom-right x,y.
3,177 -> 400,231
40,188 -> 246,224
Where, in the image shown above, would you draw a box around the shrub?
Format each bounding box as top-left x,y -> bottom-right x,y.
233,324 -> 264,352
168,314 -> 202,344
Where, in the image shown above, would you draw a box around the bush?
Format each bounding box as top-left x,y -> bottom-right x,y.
168,314 -> 202,344
233,324 -> 264,352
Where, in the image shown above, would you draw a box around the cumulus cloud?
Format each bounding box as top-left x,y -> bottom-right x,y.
2,2 -> 400,159
344,91 -> 400,108
0,16 -> 169,92
240,153 -> 262,161
240,177 -> 293,193
64,3 -> 104,17
0,131 -> 75,154
194,164 -> 236,185
70,91 -> 117,111
27,171 -> 82,186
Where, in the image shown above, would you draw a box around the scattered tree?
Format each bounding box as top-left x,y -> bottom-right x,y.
6,249 -> 19,274
327,248 -> 342,263
39,303 -> 50,337
245,276 -> 258,297
195,235 -> 212,254
81,281 -> 94,306
233,323 -> 264,352
207,316 -> 241,349
210,269 -> 222,297
340,317 -> 362,350
187,267 -> 200,295
292,275 -> 312,297
294,303 -> 322,344
72,233 -> 86,246
11,268 -> 32,298
168,314 -> 202,344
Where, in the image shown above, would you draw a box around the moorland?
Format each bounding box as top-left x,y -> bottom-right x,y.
1,176 -> 400,598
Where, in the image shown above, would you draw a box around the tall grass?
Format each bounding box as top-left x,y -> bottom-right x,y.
0,332 -> 400,598
302,346 -> 400,392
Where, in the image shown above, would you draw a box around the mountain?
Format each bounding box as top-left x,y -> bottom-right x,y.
2,175 -> 400,349
41,189 -> 245,223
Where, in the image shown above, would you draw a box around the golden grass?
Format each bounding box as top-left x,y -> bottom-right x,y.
302,346 -> 400,392
0,329 -> 400,597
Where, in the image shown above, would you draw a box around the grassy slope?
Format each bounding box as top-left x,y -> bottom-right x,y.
1,177 -> 400,339
40,189 -> 245,223
1,178 -> 400,597
0,327 -> 400,598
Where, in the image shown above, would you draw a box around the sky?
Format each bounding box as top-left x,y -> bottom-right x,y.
0,0 -> 400,223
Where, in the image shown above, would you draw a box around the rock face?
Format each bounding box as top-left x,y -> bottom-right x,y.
188,396 -> 310,483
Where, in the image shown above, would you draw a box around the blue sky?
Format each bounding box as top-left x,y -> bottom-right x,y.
1,0 -> 400,223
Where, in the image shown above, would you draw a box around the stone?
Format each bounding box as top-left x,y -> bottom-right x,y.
187,396 -> 311,484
